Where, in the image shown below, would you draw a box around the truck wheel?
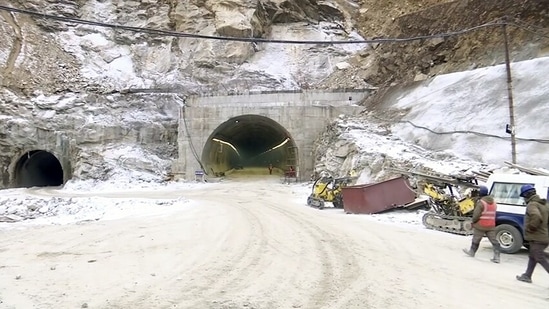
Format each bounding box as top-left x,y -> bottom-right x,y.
495,224 -> 523,254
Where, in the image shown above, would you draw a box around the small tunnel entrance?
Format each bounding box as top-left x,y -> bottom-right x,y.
201,115 -> 298,177
14,150 -> 64,188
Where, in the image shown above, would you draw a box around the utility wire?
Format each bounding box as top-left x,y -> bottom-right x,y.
0,5 -> 546,44
370,114 -> 549,144
507,22 -> 549,39
511,18 -> 549,32
0,4 -> 506,45
179,97 -> 208,175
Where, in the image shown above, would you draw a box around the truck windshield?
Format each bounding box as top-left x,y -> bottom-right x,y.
490,182 -> 532,206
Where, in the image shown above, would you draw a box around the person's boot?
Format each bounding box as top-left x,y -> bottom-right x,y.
491,250 -> 500,263
463,243 -> 479,257
462,248 -> 475,257
516,274 -> 532,283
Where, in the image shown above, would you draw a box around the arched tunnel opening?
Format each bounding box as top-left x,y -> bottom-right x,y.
201,115 -> 298,177
14,150 -> 64,188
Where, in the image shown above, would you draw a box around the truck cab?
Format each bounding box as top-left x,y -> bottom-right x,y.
485,173 -> 549,254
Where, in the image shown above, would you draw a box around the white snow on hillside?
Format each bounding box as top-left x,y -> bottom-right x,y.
385,56 -> 549,169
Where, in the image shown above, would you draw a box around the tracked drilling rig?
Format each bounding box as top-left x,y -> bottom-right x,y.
390,169 -> 480,235
306,174 -> 353,209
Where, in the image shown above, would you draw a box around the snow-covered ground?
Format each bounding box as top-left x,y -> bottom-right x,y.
1,175 -> 546,309
0,175 -> 208,226
0,173 -> 428,229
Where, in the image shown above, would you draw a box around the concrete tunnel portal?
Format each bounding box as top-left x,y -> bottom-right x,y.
14,150 -> 64,188
201,115 -> 298,176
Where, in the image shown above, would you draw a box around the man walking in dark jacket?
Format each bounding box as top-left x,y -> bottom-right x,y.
463,185 -> 501,263
516,185 -> 549,283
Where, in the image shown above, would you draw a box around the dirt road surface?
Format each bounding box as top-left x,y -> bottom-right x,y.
0,174 -> 548,308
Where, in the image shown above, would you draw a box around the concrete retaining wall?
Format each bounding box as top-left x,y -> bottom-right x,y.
172,90 -> 371,180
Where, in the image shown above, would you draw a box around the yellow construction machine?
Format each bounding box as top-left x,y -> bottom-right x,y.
306,174 -> 353,210
391,168 -> 480,235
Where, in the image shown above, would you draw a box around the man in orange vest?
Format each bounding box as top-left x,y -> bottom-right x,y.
463,185 -> 501,263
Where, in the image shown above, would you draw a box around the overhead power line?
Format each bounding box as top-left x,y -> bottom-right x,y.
510,18 -> 549,33
0,4 -> 509,45
507,22 -> 549,39
370,115 -> 549,144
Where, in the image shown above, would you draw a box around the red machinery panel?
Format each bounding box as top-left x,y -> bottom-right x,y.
342,176 -> 417,214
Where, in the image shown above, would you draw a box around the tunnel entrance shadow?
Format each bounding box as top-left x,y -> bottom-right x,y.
201,114 -> 298,178
15,150 -> 64,188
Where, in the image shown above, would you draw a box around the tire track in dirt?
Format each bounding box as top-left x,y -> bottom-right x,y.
96,187 -> 272,308
176,197 -> 272,307
173,188 -> 322,308
10,185 -> 266,308
265,206 -> 349,301
165,185 -> 365,308
228,184 -> 369,308
8,179 -> 549,308
217,181 -> 382,308
261,198 -> 374,308
76,203 -> 238,309
103,195 -> 257,308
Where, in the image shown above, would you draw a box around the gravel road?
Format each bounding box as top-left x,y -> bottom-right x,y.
0,174 -> 547,308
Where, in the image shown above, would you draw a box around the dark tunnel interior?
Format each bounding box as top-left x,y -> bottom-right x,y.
15,150 -> 64,188
201,115 -> 298,176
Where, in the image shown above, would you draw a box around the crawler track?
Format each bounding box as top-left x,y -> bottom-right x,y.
422,212 -> 474,235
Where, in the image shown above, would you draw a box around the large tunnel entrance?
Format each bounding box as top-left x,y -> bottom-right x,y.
14,150 -> 64,188
201,115 -> 298,177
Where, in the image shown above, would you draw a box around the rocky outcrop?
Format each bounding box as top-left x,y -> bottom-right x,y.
322,0 -> 549,90
1,0 -> 547,189
312,114 -> 489,184
0,0 -> 360,95
0,89 -> 179,188
0,0 -> 362,188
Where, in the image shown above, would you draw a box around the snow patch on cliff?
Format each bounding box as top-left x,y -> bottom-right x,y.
388,56 -> 549,168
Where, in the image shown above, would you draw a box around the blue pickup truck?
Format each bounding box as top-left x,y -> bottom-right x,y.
486,173 -> 549,254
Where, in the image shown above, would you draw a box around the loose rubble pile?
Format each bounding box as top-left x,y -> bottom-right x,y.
312,114 -> 495,185
0,194 -> 186,224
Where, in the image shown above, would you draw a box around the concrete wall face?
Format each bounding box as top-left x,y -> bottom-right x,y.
173,91 -> 369,180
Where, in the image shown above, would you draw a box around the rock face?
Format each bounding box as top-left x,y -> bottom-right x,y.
0,0 -> 547,188
0,90 -> 179,188
0,0 -> 362,188
322,0 -> 549,89
311,114 -> 488,184
0,0 -> 361,95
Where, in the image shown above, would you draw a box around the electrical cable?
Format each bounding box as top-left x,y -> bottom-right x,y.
507,22 -> 549,39
370,114 -> 549,144
510,18 -> 549,32
0,5 -> 546,44
178,97 -> 208,175
0,4 -> 505,45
